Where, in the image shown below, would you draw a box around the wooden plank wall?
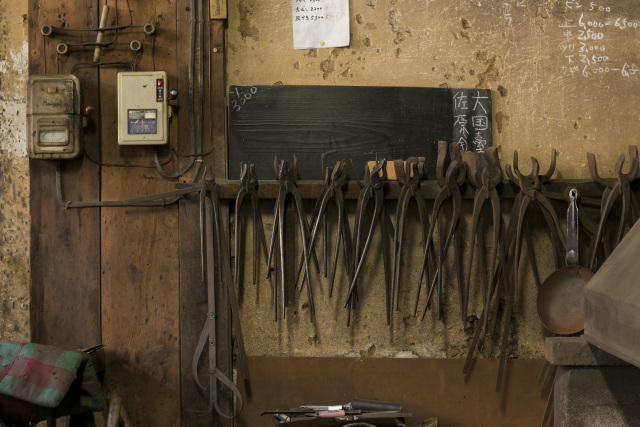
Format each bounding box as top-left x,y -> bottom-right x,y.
179,20 -> 233,427
98,1 -> 181,423
28,0 -> 225,424
28,0 -> 102,350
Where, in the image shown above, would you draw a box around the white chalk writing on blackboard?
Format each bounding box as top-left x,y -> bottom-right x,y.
452,90 -> 491,153
230,86 -> 258,112
471,91 -> 489,152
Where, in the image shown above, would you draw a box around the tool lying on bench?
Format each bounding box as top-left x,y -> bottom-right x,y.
193,174 -> 248,418
261,398 -> 410,426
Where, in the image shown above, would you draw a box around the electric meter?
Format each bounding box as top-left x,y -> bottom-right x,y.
27,74 -> 83,160
117,71 -> 169,145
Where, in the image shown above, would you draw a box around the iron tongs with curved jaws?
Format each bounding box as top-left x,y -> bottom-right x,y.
494,150 -> 565,392
305,159 -> 353,297
391,157 -> 434,314
295,151 -> 340,289
464,151 -> 563,386
343,160 -> 389,316
417,141 -> 466,321
193,177 -> 247,418
587,145 -> 639,271
461,147 -> 502,328
234,162 -> 269,285
266,156 -> 316,321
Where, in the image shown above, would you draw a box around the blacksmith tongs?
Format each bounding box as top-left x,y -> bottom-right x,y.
234,162 -> 268,285
391,157 -> 434,314
587,145 -> 639,270
266,156 -> 316,321
305,159 -> 352,297
344,160 -> 389,315
495,151 -> 565,392
418,141 -> 466,321
461,147 -> 502,328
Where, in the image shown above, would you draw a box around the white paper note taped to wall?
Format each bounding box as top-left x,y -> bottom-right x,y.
292,0 -> 350,49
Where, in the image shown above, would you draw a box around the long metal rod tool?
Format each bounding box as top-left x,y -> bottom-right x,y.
192,181 -> 246,418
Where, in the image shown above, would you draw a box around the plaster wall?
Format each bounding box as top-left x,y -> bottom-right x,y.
6,0 -> 639,362
227,0 -> 640,359
0,0 -> 30,343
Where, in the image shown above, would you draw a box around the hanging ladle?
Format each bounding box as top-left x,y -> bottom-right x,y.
537,188 -> 594,335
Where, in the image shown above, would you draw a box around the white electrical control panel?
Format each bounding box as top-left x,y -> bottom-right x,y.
27,74 -> 83,160
117,71 -> 169,145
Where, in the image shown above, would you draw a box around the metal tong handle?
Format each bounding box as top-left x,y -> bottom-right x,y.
566,189 -> 579,266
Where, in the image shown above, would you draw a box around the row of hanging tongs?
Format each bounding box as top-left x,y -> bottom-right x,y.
232,144 -> 640,331
232,142 -> 504,326
463,145 -> 640,392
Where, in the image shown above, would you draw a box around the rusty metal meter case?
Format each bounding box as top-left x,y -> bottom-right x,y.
27,74 -> 83,160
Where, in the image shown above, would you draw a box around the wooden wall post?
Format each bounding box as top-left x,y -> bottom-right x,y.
28,0 -> 101,349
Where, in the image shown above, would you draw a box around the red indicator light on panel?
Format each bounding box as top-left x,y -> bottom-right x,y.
157,79 -> 163,86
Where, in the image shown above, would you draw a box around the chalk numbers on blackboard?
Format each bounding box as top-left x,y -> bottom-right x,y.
560,3 -> 640,79
231,86 -> 258,112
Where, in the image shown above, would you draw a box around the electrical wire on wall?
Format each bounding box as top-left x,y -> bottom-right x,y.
45,0 -> 139,35
42,0 -> 139,56
49,0 -> 209,208
42,0 -> 158,74
152,0 -> 204,180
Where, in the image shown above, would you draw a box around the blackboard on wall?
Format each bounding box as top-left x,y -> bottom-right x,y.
228,85 -> 492,181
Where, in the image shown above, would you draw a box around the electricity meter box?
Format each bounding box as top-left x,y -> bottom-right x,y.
117,71 -> 169,146
27,74 -> 83,160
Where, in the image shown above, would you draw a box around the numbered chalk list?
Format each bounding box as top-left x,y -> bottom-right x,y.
228,85 -> 492,181
559,1 -> 639,79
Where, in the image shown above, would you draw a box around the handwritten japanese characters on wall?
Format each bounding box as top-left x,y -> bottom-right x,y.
502,0 -> 527,26
292,0 -> 350,49
559,1 -> 639,79
452,90 -> 492,153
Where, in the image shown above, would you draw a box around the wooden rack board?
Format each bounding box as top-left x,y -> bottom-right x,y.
175,179 -> 610,203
